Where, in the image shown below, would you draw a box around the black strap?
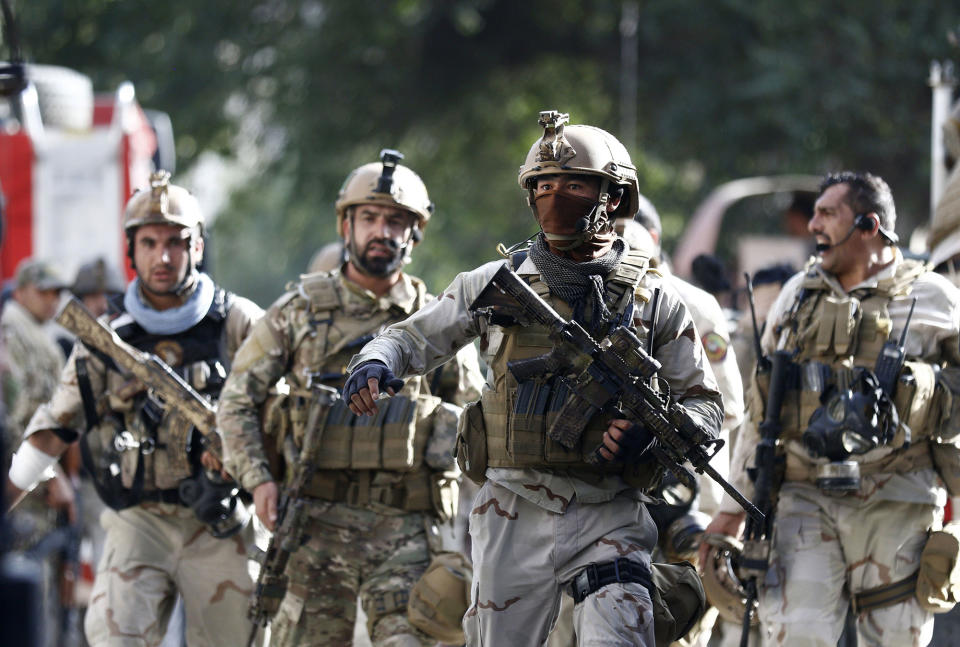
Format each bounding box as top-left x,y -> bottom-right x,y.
851,570 -> 919,614
75,357 -> 100,431
569,558 -> 653,604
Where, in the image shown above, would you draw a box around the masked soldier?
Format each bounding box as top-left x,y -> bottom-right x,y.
703,171 -> 960,646
4,171 -> 265,647
217,149 -> 484,647
345,112 -> 722,647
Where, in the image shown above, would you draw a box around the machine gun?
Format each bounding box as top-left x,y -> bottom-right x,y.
469,265 -> 763,524
247,383 -> 339,646
55,297 -> 221,459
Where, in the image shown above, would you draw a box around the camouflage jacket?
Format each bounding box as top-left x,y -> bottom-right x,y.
1,300 -> 65,439
348,255 -> 723,513
218,269 -> 484,493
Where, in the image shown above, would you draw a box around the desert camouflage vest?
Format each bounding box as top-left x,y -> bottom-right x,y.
94,287 -> 234,492
759,258 -> 940,445
281,273 -> 440,476
483,250 -> 656,475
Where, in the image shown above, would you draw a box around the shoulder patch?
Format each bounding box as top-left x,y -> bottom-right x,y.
702,331 -> 728,362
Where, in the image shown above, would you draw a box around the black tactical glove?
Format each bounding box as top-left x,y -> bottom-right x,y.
610,422 -> 656,463
343,360 -> 405,401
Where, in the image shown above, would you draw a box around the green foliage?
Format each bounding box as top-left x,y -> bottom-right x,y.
6,0 -> 959,305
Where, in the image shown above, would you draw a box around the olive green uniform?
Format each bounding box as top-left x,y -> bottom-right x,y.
218,269 -> 483,647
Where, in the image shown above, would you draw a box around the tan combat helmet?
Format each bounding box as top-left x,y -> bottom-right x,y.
700,534 -> 760,627
334,149 -> 434,238
518,110 -> 640,225
123,170 -> 204,233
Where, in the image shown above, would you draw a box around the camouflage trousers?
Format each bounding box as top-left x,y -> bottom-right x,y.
269,500 -> 434,647
758,479 -> 940,647
84,502 -> 257,647
464,481 -> 657,647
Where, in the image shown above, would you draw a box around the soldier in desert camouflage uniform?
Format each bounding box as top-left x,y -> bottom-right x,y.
4,172 -> 264,647
217,150 -> 483,647
704,171 -> 960,646
346,113 -> 722,647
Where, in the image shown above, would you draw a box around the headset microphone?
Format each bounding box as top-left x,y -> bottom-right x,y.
814,214 -> 874,253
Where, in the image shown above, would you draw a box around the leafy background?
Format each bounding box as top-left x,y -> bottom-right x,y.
8,0 -> 960,306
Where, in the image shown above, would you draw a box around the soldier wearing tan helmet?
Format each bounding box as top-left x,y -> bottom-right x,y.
345,112 -> 722,646
5,171 -> 265,646
217,150 -> 483,646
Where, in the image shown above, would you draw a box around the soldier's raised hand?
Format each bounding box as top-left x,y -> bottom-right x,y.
344,360 -> 404,416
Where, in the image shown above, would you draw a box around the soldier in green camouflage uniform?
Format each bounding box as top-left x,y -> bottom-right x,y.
218,150 -> 483,647
2,258 -> 75,647
5,173 -> 265,647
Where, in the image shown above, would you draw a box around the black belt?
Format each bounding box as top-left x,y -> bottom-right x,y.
139,488 -> 184,505
569,558 -> 652,604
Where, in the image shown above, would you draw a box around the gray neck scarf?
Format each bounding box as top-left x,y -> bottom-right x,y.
528,234 -> 625,330
123,271 -> 215,335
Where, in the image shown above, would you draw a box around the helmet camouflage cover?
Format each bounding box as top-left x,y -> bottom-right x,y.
123,170 -> 204,233
518,110 -> 640,221
335,149 -> 434,236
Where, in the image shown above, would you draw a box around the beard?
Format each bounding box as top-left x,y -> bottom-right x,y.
352,237 -> 405,277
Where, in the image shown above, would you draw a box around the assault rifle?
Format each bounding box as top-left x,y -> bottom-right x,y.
247,383 -> 339,646
469,265 -> 763,524
55,297 -> 222,460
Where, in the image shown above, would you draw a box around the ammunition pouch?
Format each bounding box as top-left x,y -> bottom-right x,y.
455,399 -> 488,485
407,551 -> 472,644
917,522 -> 960,613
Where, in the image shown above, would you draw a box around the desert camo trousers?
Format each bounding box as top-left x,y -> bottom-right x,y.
268,500 -> 434,647
84,502 -> 257,647
464,481 -> 657,647
758,480 -> 939,647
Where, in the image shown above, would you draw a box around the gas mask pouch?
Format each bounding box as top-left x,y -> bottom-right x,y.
177,469 -> 247,538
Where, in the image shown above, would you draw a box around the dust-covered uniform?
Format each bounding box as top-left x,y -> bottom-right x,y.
348,251 -> 723,647
217,268 -> 484,647
719,250 -> 960,646
23,278 -> 263,647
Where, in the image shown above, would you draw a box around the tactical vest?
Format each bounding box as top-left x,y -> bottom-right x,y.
82,287 -> 234,496
758,259 -> 940,447
481,251 -> 657,477
274,272 -> 443,510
